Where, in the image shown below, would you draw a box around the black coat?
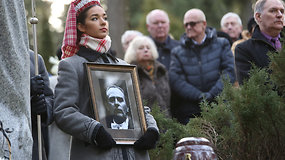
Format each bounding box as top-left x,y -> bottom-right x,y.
150,36 -> 180,70
30,50 -> 54,160
169,27 -> 235,119
235,26 -> 282,84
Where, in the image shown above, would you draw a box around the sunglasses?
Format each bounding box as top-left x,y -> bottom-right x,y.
184,21 -> 204,27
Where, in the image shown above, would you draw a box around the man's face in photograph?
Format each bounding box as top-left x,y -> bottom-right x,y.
106,86 -> 129,123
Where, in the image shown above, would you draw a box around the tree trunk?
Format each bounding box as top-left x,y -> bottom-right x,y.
107,0 -> 127,59
240,0 -> 254,27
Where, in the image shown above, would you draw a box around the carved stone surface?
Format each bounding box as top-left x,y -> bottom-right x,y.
173,137 -> 217,160
0,0 -> 33,159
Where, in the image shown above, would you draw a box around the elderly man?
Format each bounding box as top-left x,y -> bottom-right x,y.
146,9 -> 179,70
221,12 -> 243,43
121,30 -> 143,53
169,9 -> 235,124
105,85 -> 133,129
235,0 -> 284,85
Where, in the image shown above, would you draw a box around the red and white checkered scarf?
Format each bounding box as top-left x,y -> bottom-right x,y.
79,34 -> 111,53
61,0 -> 102,59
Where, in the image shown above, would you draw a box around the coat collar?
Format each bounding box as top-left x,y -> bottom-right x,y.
252,25 -> 284,42
133,61 -> 167,78
181,27 -> 217,48
150,35 -> 175,50
77,46 -> 118,62
251,25 -> 284,50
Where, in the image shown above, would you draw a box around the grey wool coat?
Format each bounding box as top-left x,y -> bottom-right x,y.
54,47 -> 159,160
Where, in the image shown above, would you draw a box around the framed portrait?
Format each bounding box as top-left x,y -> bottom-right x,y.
85,63 -> 147,145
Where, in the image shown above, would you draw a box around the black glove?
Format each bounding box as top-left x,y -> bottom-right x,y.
94,125 -> 116,149
31,75 -> 44,96
134,127 -> 159,150
31,94 -> 47,116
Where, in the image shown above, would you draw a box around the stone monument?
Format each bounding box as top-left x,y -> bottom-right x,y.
0,0 -> 33,159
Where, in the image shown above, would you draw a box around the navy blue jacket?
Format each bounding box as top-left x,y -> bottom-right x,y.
169,27 -> 235,116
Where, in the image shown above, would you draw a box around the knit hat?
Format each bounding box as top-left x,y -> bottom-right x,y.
61,0 -> 101,59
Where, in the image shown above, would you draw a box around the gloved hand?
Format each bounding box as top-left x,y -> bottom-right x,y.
94,125 -> 116,149
31,94 -> 47,116
31,75 -> 44,96
134,127 -> 159,150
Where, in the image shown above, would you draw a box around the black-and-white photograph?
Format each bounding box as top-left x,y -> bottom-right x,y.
100,81 -> 134,130
85,63 -> 146,145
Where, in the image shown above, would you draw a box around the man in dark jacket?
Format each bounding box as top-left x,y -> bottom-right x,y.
30,50 -> 54,160
146,9 -> 180,70
235,0 -> 285,85
169,8 -> 235,124
146,9 -> 180,118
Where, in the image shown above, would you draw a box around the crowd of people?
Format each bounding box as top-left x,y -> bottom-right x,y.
26,0 -> 285,159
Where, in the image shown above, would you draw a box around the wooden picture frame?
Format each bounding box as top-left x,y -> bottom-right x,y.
85,63 -> 146,145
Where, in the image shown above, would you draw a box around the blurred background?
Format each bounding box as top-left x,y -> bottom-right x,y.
25,0 -> 256,74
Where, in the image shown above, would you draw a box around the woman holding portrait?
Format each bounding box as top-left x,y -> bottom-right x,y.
53,1 -> 159,159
